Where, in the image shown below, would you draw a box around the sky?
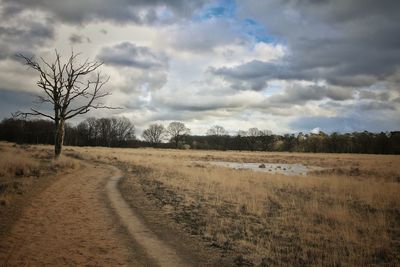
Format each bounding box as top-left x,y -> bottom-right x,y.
0,0 -> 399,135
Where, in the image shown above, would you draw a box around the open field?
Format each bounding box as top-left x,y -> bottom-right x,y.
63,146 -> 400,266
1,143 -> 399,266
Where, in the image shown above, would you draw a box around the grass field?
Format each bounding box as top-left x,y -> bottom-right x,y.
1,143 -> 399,265
67,146 -> 400,266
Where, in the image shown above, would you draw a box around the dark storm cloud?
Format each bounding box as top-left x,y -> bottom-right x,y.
358,101 -> 397,111
0,88 -> 52,119
269,85 -> 354,104
0,23 -> 53,44
69,34 -> 90,44
98,42 -> 168,70
157,98 -> 244,112
217,0 -> 400,88
209,60 -> 312,90
0,22 -> 54,59
359,91 -> 391,101
0,88 -> 33,118
1,0 -> 211,24
255,84 -> 354,114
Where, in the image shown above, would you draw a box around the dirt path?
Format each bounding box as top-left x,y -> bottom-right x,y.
0,162 -> 143,266
107,166 -> 190,267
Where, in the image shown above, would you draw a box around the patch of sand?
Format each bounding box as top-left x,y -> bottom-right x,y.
0,163 -> 137,266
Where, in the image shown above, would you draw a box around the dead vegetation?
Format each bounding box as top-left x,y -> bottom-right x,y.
70,147 -> 400,266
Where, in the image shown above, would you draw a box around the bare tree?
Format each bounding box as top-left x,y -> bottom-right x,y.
247,127 -> 261,151
142,123 -> 165,145
247,127 -> 261,137
259,130 -> 275,151
14,51 -> 114,157
111,117 -> 135,144
167,121 -> 190,148
206,125 -> 228,136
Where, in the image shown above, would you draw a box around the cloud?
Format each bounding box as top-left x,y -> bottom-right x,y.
69,33 -> 90,44
210,60 -> 303,90
358,100 -> 397,111
95,42 -> 169,98
0,19 -> 54,59
0,88 -> 34,118
0,88 -> 54,119
268,84 -> 354,104
0,0 -> 398,134
165,19 -> 245,53
1,0 -> 211,24
98,42 -> 168,70
153,84 -> 262,112
237,0 -> 400,87
359,90 -> 391,101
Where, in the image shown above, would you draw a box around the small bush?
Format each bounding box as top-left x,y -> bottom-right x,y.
51,157 -> 79,171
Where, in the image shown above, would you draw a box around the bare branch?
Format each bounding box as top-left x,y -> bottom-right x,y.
13,108 -> 55,121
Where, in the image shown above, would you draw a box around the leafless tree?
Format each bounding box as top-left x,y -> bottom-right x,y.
76,116 -> 134,147
111,117 -> 135,143
167,121 -> 190,148
247,127 -> 261,137
206,125 -> 228,136
14,51 -> 114,157
247,127 -> 261,151
259,130 -> 275,151
142,123 -> 165,144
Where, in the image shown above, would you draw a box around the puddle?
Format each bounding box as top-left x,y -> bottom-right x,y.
206,161 -> 324,176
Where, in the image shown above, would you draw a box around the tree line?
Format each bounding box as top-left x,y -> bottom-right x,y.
0,117 -> 399,154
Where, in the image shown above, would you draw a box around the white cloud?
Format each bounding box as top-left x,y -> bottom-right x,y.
0,0 -> 399,134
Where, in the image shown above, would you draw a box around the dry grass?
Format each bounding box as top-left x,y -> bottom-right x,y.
68,146 -> 400,266
0,142 -> 80,207
3,143 -> 397,265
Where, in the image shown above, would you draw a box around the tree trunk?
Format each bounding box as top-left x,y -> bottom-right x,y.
54,119 -> 65,158
175,136 -> 179,148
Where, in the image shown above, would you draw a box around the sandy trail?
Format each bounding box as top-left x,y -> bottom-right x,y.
0,163 -> 138,266
107,166 -> 189,267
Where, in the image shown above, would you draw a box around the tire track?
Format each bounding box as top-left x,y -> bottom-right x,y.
106,166 -> 190,267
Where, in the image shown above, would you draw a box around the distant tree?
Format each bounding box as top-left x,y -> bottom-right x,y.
92,117 -> 134,147
281,133 -> 298,152
86,117 -> 99,145
97,118 -> 113,147
206,125 -> 228,136
259,130 -> 275,151
247,127 -> 261,137
15,51 -> 114,158
247,127 -> 261,151
167,121 -> 190,148
237,130 -> 247,136
142,124 -> 165,145
206,125 -> 228,150
76,119 -> 90,145
305,133 -> 325,152
234,130 -> 248,151
111,117 -> 135,145
389,131 -> 400,154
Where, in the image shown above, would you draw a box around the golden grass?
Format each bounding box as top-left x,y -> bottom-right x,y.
0,142 -> 79,207
0,146 -> 40,178
64,146 -> 400,265
5,144 -> 397,265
